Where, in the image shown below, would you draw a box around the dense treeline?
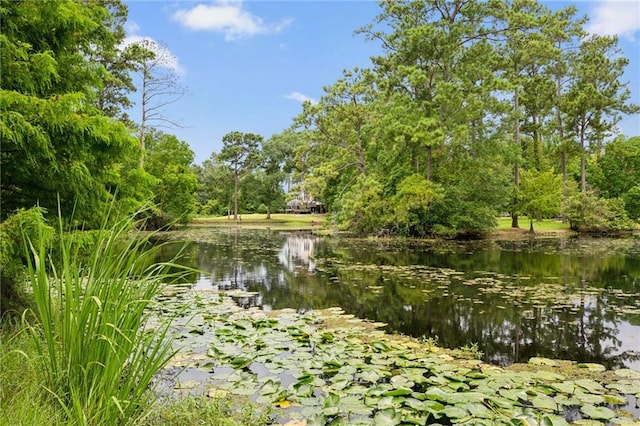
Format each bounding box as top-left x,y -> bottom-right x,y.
2,0 -> 639,237
0,0 -> 197,316
196,1 -> 638,237
287,0 -> 639,236
0,0 -> 197,229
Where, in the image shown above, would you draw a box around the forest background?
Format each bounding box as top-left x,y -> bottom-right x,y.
2,0 -> 640,238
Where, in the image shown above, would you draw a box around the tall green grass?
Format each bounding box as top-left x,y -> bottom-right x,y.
22,215 -> 186,425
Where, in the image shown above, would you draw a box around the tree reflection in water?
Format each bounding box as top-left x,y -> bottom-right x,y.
155,231 -> 640,369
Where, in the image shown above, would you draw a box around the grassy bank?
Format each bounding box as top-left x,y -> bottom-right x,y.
189,214 -> 575,237
191,213 -> 327,231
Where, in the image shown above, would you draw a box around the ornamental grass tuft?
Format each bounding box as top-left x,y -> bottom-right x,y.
22,214 -> 187,425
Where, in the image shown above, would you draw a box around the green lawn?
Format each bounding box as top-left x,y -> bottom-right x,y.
496,217 -> 571,231
191,213 -> 327,230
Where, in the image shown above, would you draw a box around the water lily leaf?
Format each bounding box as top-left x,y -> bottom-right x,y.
425,387 -> 449,402
529,357 -> 558,367
614,369 -> 640,379
373,408 -> 401,425
372,341 -> 391,352
531,395 -> 557,411
578,363 -> 606,372
229,356 -> 253,369
403,397 -> 425,410
230,385 -> 256,395
462,402 -> 493,419
581,404 -> 615,420
606,380 -> 640,395
553,394 -> 581,406
574,392 -> 604,405
442,405 -> 468,420
383,387 -> 413,397
259,379 -> 280,395
499,388 -> 528,402
602,393 -> 627,405
541,415 -> 570,426
390,375 -> 414,388
535,371 -> 565,381
550,381 -> 575,394
360,370 -> 382,383
575,379 -> 606,394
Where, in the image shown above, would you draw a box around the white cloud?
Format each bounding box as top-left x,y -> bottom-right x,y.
124,21 -> 140,35
285,92 -> 317,105
587,0 -> 640,41
171,1 -> 292,41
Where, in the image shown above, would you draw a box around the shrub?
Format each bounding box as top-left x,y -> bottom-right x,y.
563,191 -> 635,233
0,208 -> 54,317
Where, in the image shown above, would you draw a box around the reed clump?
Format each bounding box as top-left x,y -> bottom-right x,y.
19,215 -> 184,425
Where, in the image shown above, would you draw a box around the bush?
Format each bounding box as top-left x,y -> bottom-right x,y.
623,185 -> 640,221
0,208 -> 54,317
563,191 -> 635,233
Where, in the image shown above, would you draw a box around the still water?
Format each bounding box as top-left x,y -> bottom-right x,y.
157,229 -> 640,370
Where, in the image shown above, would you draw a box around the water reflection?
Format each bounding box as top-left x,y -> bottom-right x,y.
155,230 -> 640,369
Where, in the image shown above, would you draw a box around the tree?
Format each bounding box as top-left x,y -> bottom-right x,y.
257,131 -> 300,218
516,169 -> 562,233
132,39 -> 184,169
563,35 -> 638,193
218,131 -> 262,220
0,0 -> 139,226
145,130 -> 198,225
594,136 -> 640,220
195,153 -> 234,216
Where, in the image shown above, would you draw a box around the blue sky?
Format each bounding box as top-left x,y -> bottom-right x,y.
124,1 -> 640,165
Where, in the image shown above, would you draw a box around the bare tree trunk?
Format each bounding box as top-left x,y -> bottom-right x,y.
512,88 -> 521,229
233,168 -> 239,220
139,74 -> 147,169
580,125 -> 586,193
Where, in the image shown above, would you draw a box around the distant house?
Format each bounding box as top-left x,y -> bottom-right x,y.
286,198 -> 326,214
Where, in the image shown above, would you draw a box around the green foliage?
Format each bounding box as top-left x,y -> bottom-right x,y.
563,191 -> 635,233
334,176 -> 387,235
622,185 -> 640,221
0,0 -> 142,227
593,136 -> 640,219
145,131 -> 198,226
0,208 -> 54,317
219,131 -> 263,219
517,169 -> 563,232
391,174 -> 444,236
22,215 -> 185,425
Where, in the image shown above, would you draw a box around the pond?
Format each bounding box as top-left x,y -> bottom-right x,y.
157,229 -> 640,370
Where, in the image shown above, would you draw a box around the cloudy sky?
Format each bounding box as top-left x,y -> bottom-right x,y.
124,1 -> 640,164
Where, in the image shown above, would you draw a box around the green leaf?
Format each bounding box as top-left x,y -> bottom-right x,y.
580,404 -> 616,420
373,408 -> 401,425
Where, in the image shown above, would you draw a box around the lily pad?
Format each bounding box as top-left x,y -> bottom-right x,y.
580,404 -> 616,420
578,363 -> 606,372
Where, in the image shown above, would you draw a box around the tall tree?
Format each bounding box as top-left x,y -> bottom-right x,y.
258,131 -> 301,219
133,39 -> 183,169
218,131 -> 262,220
0,0 -> 138,226
563,34 -> 638,193
195,153 -> 234,216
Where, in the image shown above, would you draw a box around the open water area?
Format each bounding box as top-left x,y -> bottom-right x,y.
155,229 -> 640,371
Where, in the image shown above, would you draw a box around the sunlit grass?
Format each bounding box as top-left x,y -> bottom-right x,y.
495,217 -> 571,231
192,213 -> 326,230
